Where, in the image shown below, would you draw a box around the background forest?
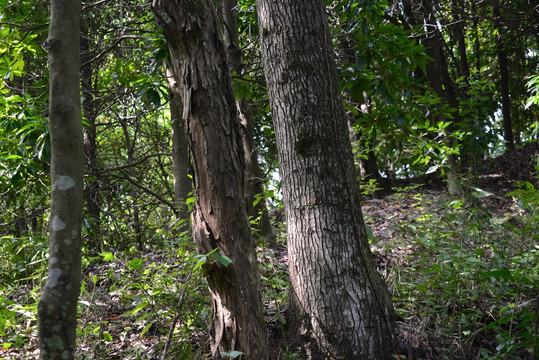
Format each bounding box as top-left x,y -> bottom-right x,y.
0,0 -> 538,359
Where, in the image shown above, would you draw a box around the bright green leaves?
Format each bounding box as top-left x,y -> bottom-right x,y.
525,74 -> 539,110
0,93 -> 50,191
207,248 -> 234,267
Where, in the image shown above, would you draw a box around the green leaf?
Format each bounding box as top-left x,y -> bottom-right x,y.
129,301 -> 148,316
146,88 -> 161,108
127,258 -> 144,271
102,252 -> 114,261
140,322 -> 153,337
482,269 -> 512,281
210,251 -> 233,267
470,187 -> 493,198
193,256 -> 207,270
103,331 -> 113,341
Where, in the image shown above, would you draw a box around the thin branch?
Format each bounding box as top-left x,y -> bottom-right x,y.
80,35 -> 151,68
95,152 -> 171,175
117,169 -> 177,212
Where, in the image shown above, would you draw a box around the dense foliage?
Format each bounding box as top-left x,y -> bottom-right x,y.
0,0 -> 537,358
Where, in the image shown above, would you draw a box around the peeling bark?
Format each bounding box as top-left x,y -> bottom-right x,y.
152,1 -> 268,358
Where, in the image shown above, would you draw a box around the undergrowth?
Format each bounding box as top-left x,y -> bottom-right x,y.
1,182 -> 537,359
385,182 -> 538,359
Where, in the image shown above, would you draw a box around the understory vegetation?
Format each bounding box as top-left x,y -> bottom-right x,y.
1,144 -> 538,359
1,0 -> 539,358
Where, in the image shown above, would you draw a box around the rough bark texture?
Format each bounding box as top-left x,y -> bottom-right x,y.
237,104 -> 276,244
38,0 -> 83,359
257,1 -> 395,358
152,1 -> 268,358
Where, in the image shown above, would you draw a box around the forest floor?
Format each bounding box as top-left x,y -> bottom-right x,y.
2,142 -> 538,359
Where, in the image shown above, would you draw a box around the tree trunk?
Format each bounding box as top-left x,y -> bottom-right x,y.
221,0 -> 277,245
165,67 -> 191,220
257,1 -> 395,358
38,0 -> 83,358
452,0 -> 470,87
493,2 -> 514,150
119,116 -> 142,250
80,30 -> 101,252
238,104 -> 277,244
417,0 -> 464,196
152,1 -> 268,358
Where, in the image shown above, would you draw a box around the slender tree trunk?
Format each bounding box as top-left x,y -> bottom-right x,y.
152,1 -> 268,358
470,0 -> 481,73
38,0 -> 83,358
80,30 -> 101,252
338,35 -> 385,188
221,0 -> 276,245
119,117 -> 142,250
237,104 -> 277,243
257,1 -> 395,358
452,0 -> 470,86
165,67 -> 191,220
356,95 -> 384,188
418,0 -> 464,196
493,2 -> 514,150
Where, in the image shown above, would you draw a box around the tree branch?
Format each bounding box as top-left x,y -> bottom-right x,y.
94,152 -> 171,175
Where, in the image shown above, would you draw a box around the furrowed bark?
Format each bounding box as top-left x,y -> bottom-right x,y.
152,1 -> 268,358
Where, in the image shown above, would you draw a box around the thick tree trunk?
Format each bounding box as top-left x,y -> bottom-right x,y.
493,2 -> 514,150
221,0 -> 276,245
38,0 -> 83,358
257,1 -> 395,358
152,1 -> 268,358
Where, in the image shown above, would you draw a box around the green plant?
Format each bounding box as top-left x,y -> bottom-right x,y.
360,177 -> 383,198
388,185 -> 537,359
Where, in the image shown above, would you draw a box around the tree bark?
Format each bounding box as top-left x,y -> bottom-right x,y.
152,1 -> 268,358
38,0 -> 83,358
165,66 -> 192,220
169,91 -> 192,219
257,1 -> 395,358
